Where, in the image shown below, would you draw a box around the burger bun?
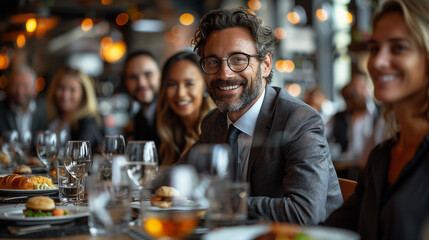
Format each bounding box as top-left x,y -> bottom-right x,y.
26,196 -> 55,211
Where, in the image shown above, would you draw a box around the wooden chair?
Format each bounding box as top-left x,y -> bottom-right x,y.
338,178 -> 358,201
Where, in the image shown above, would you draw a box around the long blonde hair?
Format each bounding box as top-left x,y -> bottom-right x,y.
372,0 -> 429,137
46,67 -> 102,128
156,51 -> 215,166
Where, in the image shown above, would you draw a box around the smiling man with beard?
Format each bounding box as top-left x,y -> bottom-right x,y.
124,50 -> 161,149
181,8 -> 343,224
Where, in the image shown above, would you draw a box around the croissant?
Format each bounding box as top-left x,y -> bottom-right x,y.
0,174 -> 34,190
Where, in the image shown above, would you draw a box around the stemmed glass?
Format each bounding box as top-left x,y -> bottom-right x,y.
64,140 -> 92,205
124,141 -> 159,201
141,165 -> 207,240
36,130 -> 58,178
1,130 -> 20,167
187,144 -> 233,181
101,135 -> 126,161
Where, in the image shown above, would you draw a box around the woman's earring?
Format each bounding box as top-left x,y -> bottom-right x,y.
203,91 -> 209,98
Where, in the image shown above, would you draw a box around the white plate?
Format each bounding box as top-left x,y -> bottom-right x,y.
0,187 -> 58,196
0,204 -> 89,225
203,224 -> 360,240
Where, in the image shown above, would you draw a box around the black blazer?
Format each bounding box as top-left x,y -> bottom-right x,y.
323,135 -> 429,240
70,116 -> 104,154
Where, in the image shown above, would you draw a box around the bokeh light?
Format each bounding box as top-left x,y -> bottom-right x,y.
81,18 -> 93,32
285,83 -> 302,97
274,28 -> 287,39
316,9 -> 329,22
248,0 -> 262,10
101,41 -> 127,63
287,12 -> 300,25
275,60 -> 295,73
0,54 -> 10,70
26,18 -> 37,33
116,13 -> 129,26
101,0 -> 113,5
179,13 -> 194,26
343,11 -> 353,24
35,76 -> 45,92
17,34 -> 26,48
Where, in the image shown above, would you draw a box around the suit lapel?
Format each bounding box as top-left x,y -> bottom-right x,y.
246,86 -> 276,181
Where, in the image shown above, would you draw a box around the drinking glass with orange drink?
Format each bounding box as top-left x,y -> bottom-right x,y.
141,165 -> 208,240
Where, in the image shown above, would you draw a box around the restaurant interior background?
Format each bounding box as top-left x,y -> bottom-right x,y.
0,0 -> 377,134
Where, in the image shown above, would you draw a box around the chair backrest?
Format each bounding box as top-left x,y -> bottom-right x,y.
338,178 -> 358,201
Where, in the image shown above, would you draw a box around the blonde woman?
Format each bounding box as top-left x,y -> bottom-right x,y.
46,66 -> 103,153
156,51 -> 215,166
324,0 -> 429,239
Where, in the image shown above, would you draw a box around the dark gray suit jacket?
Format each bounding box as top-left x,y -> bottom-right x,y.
0,98 -> 47,154
194,86 -> 342,223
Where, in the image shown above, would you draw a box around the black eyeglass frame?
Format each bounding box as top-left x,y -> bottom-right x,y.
200,52 -> 260,75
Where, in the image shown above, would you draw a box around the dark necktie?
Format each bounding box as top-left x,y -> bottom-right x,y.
227,124 -> 241,181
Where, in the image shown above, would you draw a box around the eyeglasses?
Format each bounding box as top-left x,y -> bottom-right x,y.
200,52 -> 260,75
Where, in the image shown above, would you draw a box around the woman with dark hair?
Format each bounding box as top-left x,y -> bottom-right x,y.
156,51 -> 215,166
323,0 -> 429,239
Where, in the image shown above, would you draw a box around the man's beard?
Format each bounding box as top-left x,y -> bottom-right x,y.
133,85 -> 156,105
208,66 -> 263,113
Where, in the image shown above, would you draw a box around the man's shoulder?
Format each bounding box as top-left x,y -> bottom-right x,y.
269,86 -> 317,114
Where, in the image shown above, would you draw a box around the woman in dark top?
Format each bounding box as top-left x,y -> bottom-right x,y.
46,67 -> 103,154
323,0 -> 429,239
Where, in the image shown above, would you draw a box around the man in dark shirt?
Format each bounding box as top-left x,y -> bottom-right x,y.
123,50 -> 161,149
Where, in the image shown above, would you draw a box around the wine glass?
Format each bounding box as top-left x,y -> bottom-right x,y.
187,144 -> 233,181
141,165 -> 208,240
101,135 -> 126,161
1,130 -> 20,168
36,130 -> 58,178
88,155 -> 132,237
124,141 -> 159,201
64,140 -> 92,205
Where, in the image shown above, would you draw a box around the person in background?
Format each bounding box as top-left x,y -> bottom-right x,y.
123,50 -> 161,149
323,0 -> 429,239
303,84 -> 336,124
46,66 -> 103,154
181,8 -> 342,223
326,69 -> 379,163
157,51 -> 215,166
0,65 -> 47,155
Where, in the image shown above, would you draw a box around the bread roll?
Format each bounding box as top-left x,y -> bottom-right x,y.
0,174 -> 34,190
155,186 -> 180,197
14,165 -> 32,174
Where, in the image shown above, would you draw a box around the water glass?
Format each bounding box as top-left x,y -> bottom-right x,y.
205,179 -> 249,229
64,140 -> 92,205
125,140 -> 158,201
88,155 -> 132,237
36,130 -> 58,178
57,163 -> 80,204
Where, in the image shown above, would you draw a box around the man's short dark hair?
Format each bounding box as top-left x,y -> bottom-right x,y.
124,50 -> 159,69
192,8 -> 278,83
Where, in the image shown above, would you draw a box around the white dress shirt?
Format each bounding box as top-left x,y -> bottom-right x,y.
227,89 -> 265,181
